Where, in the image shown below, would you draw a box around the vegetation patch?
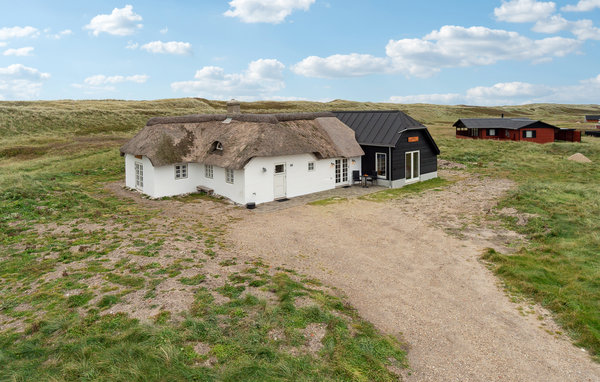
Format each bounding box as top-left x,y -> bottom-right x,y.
308,196 -> 348,206
360,177 -> 450,202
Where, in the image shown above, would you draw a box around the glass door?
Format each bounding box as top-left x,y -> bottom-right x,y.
405,151 -> 419,183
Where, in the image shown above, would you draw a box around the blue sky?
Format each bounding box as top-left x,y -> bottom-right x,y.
0,0 -> 599,105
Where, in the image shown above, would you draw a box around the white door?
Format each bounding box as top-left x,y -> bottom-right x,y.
274,163 -> 286,199
335,159 -> 348,185
405,151 -> 420,183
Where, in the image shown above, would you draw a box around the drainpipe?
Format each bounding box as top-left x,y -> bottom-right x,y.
388,146 -> 392,188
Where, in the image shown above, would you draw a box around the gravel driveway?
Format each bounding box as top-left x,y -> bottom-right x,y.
230,171 -> 600,381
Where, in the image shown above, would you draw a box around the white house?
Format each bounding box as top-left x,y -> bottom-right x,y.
120,106 -> 364,205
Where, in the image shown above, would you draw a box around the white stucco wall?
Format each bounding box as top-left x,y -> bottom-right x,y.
125,154 -> 361,205
124,154 -> 156,196
195,165 -> 245,204
244,154 -> 362,205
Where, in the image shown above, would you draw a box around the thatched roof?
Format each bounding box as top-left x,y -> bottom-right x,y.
120,113 -> 364,169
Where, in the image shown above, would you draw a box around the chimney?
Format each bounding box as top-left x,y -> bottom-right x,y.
227,99 -> 241,114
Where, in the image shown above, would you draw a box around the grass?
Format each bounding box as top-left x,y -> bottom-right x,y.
1,98 -> 600,379
308,196 -> 348,206
360,177 -> 451,202
432,130 -> 600,361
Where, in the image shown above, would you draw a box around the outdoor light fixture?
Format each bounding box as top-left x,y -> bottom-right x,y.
262,167 -> 267,172
351,159 -> 356,165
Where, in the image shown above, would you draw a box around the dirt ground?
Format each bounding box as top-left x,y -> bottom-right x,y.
230,169 -> 600,382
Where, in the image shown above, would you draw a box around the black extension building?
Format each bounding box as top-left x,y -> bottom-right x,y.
334,110 -> 440,188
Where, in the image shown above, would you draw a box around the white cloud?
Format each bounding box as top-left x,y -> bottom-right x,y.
389,75 -> 600,105
160,27 -> 168,34
494,0 -> 556,23
224,0 -> 315,23
84,5 -> 143,36
292,53 -> 390,78
0,26 -> 39,40
3,47 -> 34,56
171,58 -> 285,100
83,74 -> 148,86
495,0 -> 600,40
0,64 -> 50,100
562,0 -> 600,11
532,15 -> 600,39
48,29 -> 72,39
0,42 -> 6,48
293,26 -> 580,78
140,40 -> 192,55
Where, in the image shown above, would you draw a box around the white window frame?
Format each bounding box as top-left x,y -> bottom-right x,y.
134,162 -> 143,190
375,153 -> 387,179
488,129 -> 496,136
308,161 -> 315,171
225,169 -> 234,184
205,164 -> 213,179
174,164 -> 188,180
524,130 -> 535,138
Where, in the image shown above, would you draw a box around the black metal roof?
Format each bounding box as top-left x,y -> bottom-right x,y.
333,110 -> 426,147
585,115 -> 600,120
453,118 -> 558,130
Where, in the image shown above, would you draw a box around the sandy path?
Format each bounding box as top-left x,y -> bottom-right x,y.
230,172 -> 600,381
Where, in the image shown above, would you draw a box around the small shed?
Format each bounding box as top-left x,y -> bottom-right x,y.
334,110 -> 440,188
454,118 -> 580,143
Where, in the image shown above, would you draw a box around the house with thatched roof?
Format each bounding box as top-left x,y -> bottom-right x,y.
120,102 -> 364,205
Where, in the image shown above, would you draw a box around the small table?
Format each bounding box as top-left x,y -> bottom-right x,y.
360,174 -> 371,188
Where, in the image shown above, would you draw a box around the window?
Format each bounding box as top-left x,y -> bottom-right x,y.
375,153 -> 387,178
308,162 -> 315,171
205,164 -> 213,179
505,130 -> 510,138
175,164 -> 188,179
275,164 -> 285,174
523,130 -> 536,138
134,162 -> 143,189
225,169 -> 234,184
212,141 -> 223,151
488,129 -> 496,136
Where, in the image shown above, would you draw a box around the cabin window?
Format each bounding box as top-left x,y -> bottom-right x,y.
175,164 -> 188,179
505,130 -> 510,138
488,129 -> 496,136
523,130 -> 536,138
205,164 -> 213,179
308,162 -> 315,171
135,162 -> 143,190
375,153 -> 387,179
212,141 -> 223,151
225,169 -> 234,184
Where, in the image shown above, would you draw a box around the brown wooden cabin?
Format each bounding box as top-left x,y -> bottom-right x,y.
454,118 -> 581,144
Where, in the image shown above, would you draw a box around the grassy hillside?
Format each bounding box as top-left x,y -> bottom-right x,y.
0,99 -> 599,380
1,98 -> 598,138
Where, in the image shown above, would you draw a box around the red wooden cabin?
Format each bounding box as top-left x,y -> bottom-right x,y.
454,118 -> 581,143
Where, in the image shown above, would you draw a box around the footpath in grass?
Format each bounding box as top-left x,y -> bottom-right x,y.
438,136 -> 600,361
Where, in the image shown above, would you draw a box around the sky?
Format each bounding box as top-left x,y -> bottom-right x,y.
0,0 -> 599,105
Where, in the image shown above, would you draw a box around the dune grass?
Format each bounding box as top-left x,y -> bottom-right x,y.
1,98 -> 599,378
433,132 -> 600,360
